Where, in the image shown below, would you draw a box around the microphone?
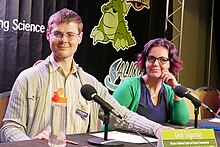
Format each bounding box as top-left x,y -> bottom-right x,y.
80,84 -> 122,119
173,85 -> 218,117
81,84 -> 156,147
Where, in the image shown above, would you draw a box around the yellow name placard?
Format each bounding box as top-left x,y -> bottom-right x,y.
157,129 -> 217,147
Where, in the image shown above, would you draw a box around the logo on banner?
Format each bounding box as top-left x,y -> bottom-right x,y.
90,0 -> 150,51
104,58 -> 143,91
0,19 -> 45,33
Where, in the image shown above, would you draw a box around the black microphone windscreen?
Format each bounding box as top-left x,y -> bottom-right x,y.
80,84 -> 97,100
173,85 -> 188,97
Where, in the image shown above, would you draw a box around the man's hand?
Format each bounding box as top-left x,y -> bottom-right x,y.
155,126 -> 175,138
33,130 -> 49,140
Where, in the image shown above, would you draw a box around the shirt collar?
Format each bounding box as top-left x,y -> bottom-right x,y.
48,54 -> 78,74
49,54 -> 59,72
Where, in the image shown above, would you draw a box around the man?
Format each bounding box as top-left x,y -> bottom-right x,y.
0,8 -> 171,142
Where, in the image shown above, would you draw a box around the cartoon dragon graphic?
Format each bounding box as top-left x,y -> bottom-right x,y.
90,0 -> 150,51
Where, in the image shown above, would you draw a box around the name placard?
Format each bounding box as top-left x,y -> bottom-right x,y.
157,129 -> 217,147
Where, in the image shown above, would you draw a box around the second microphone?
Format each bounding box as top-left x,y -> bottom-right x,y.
80,84 -> 123,119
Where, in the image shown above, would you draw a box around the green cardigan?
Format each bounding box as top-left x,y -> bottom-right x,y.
113,76 -> 190,126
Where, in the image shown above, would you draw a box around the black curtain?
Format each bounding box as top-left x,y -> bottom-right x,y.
0,0 -> 79,94
148,0 -> 167,39
213,0 -> 220,89
0,0 -> 167,94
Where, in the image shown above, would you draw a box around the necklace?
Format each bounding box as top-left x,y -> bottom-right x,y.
145,83 -> 157,99
151,92 -> 156,99
149,88 -> 156,99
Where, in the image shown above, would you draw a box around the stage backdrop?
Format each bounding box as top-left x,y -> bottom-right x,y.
0,0 -> 168,96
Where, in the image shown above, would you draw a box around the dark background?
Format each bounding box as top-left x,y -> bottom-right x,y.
0,0 -> 219,95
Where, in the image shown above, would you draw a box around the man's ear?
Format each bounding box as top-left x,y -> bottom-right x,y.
78,32 -> 83,44
46,29 -> 50,40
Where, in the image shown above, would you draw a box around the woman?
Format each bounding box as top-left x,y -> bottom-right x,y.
113,38 -> 190,125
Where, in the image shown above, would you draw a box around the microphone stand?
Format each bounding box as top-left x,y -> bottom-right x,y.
103,110 -> 110,141
87,109 -> 123,146
189,96 -> 220,128
193,105 -> 200,128
191,100 -> 201,128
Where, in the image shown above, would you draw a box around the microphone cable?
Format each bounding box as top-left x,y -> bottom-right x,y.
202,105 -> 220,118
122,118 -> 157,147
200,103 -> 220,118
133,128 -> 157,147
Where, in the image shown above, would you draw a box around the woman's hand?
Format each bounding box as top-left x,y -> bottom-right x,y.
161,69 -> 182,100
161,69 -> 179,87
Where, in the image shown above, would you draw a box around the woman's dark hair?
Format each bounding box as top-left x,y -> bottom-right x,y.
137,38 -> 183,76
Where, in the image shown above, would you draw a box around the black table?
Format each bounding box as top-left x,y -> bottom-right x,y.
0,119 -> 219,147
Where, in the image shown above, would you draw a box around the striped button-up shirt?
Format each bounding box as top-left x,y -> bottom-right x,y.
0,55 -> 162,142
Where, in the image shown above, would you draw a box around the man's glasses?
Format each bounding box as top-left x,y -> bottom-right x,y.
51,31 -> 79,41
146,56 -> 169,65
